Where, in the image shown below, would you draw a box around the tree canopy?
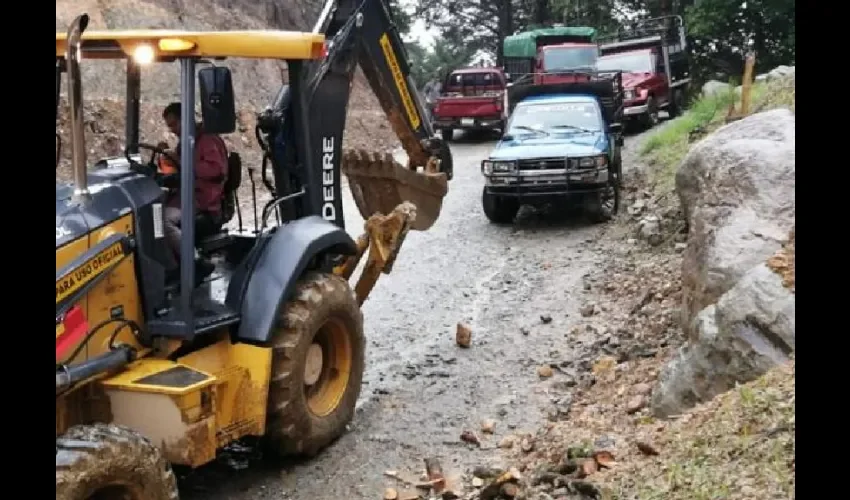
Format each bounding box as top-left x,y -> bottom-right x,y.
410,0 -> 795,86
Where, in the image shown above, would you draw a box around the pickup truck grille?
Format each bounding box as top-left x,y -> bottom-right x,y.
517,158 -> 595,171
517,158 -> 565,171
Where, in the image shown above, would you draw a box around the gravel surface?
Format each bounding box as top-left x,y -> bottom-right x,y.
178,126 -> 661,500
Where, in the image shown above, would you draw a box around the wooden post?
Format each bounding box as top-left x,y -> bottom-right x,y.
740,53 -> 755,116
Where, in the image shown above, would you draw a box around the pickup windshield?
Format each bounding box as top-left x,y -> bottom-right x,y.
598,51 -> 655,74
508,101 -> 602,135
541,46 -> 598,71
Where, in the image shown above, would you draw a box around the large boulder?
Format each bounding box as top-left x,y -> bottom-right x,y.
651,236 -> 795,417
675,109 -> 795,337
701,80 -> 732,97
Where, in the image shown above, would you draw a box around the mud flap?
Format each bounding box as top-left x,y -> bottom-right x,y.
342,149 -> 448,231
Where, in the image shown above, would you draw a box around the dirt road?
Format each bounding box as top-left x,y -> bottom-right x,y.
181,128 -> 655,499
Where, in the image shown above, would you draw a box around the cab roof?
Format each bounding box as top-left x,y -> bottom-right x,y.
519,94 -> 598,105
56,29 -> 326,61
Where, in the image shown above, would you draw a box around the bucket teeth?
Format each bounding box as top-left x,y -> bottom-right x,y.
342,148 -> 447,231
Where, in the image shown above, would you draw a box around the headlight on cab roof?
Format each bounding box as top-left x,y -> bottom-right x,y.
578,156 -> 607,168
481,160 -> 517,175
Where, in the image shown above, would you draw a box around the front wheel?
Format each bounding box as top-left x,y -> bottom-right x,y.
587,176 -> 620,224
56,424 -> 178,500
265,272 -> 365,458
482,188 -> 520,224
641,97 -> 660,129
668,89 -> 686,118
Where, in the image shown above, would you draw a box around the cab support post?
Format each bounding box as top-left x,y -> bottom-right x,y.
179,57 -> 196,333
125,59 -> 141,154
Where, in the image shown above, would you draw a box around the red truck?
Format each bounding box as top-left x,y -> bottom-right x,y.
502,26 -> 600,86
431,67 -> 509,141
597,16 -> 691,128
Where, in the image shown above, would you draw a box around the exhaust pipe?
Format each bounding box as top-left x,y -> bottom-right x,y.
66,13 -> 90,203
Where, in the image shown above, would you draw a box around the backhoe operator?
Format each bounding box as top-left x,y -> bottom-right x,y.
158,102 -> 228,282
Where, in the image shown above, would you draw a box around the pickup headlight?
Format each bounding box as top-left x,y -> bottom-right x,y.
624,89 -> 635,100
481,160 -> 517,175
577,156 -> 608,168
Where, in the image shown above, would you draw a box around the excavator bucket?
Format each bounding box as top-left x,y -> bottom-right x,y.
342,150 -> 448,231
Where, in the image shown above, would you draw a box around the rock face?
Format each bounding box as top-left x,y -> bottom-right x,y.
652,256 -> 795,417
652,108 -> 796,417
675,108 -> 795,336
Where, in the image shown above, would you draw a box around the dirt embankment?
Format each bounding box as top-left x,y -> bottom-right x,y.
55,0 -> 400,181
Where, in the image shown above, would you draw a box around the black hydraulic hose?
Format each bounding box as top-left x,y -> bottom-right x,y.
56,345 -> 136,392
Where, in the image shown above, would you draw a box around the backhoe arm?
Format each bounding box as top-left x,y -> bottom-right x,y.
256,0 -> 452,305
313,0 -> 445,172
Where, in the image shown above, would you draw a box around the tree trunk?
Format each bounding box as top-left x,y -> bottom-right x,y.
534,0 -> 549,26
496,0 -> 514,66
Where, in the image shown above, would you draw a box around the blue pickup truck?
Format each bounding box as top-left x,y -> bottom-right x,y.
480,75 -> 625,224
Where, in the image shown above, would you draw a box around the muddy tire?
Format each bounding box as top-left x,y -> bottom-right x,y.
640,97 -> 660,129
482,188 -> 519,224
587,177 -> 620,224
440,128 -> 453,142
265,272 -> 365,458
668,89 -> 686,118
56,423 -> 178,500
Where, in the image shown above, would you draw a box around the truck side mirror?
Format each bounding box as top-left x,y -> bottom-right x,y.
198,66 -> 237,134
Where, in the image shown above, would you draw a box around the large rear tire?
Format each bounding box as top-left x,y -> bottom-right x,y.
265,272 -> 365,458
56,423 -> 178,500
482,188 -> 520,224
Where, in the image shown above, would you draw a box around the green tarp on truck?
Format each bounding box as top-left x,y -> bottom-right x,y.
503,26 -> 598,58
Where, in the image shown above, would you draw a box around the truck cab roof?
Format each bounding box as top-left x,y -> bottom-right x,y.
517,94 -> 600,106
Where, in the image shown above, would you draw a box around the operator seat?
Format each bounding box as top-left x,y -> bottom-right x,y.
196,151 -> 242,255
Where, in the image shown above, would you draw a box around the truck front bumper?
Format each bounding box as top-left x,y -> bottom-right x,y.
484,167 -> 609,203
434,117 -> 503,130
623,103 -> 649,117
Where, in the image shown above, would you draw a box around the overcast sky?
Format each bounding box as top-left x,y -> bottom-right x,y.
400,0 -> 438,48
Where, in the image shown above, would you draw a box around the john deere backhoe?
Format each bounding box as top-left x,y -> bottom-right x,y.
55,1 -> 452,498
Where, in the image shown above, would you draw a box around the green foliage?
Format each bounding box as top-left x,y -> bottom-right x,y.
686,0 -> 795,81
387,0 -> 412,35
405,39 -> 480,88
640,73 -> 795,194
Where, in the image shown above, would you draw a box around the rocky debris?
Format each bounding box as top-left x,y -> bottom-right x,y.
635,441 -> 659,456
498,436 -> 515,449
636,215 -> 663,246
456,323 -> 473,348
675,108 -> 795,337
701,80 -> 732,97
384,487 -> 399,499
537,365 -> 554,378
481,419 -> 497,434
540,314 -> 553,324
579,303 -> 596,317
460,431 -> 481,446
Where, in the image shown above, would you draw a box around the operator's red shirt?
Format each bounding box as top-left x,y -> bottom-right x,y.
168,125 -> 228,215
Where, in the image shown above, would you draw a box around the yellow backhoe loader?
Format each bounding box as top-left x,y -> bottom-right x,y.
55,1 -> 452,498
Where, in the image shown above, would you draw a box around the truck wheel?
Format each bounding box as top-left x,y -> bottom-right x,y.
265,272 -> 365,457
440,128 -> 453,142
641,97 -> 660,129
669,89 -> 686,118
482,188 -> 519,224
587,178 -> 620,224
56,423 -> 178,500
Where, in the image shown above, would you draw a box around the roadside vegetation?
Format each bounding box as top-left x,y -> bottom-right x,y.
638,73 -> 796,195
599,360 -> 795,500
